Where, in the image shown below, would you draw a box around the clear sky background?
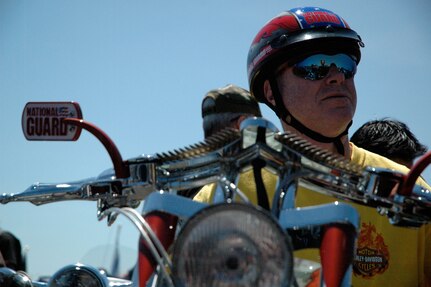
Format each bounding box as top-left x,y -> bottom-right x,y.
0,0 -> 430,280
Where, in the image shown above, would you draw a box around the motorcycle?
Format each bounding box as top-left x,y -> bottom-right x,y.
1,101 -> 430,287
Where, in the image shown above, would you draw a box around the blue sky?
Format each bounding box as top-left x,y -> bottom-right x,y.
0,0 -> 430,280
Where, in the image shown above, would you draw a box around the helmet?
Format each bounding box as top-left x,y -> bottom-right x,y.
247,7 -> 364,104
202,84 -> 262,118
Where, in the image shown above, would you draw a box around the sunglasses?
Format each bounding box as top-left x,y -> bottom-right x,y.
292,54 -> 357,81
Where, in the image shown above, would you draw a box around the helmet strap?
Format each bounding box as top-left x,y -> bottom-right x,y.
268,77 -> 351,156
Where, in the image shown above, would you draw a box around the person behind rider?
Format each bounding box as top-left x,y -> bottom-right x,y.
245,6 -> 431,286
201,84 -> 262,138
180,84 -> 262,199
351,118 -> 428,168
0,230 -> 25,271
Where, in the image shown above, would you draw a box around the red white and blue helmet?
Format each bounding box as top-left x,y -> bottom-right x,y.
247,7 -> 364,104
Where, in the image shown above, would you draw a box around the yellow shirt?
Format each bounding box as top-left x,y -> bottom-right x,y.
348,143 -> 431,286
194,142 -> 431,286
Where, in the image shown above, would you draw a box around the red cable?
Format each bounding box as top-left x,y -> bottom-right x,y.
63,118 -> 129,179
399,151 -> 431,196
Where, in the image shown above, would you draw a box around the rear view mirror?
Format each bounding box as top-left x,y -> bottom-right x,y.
22,102 -> 83,141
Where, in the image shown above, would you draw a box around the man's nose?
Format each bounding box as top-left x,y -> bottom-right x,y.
325,65 -> 346,84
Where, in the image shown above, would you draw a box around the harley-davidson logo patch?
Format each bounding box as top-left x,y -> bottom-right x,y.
353,222 -> 390,278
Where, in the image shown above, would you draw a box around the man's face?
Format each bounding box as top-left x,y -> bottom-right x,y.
274,64 -> 357,137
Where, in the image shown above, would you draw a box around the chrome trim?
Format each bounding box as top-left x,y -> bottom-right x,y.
279,202 -> 360,230
3,118 -> 429,227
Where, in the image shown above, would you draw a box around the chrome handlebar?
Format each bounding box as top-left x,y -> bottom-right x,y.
1,117 -> 430,227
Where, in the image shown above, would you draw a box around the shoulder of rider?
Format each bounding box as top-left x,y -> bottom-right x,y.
350,142 -> 431,190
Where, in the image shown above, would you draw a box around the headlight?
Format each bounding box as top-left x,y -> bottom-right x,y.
172,203 -> 293,286
48,264 -> 109,287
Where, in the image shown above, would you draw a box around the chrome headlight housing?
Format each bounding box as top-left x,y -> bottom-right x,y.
172,203 -> 293,287
48,264 -> 109,287
0,268 -> 33,287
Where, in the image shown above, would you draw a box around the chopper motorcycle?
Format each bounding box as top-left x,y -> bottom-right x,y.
1,101 -> 430,287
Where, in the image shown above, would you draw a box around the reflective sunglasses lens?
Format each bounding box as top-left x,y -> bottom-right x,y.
293,54 -> 357,80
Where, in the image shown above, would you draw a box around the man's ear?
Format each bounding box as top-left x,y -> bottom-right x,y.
235,115 -> 249,130
263,80 -> 276,105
